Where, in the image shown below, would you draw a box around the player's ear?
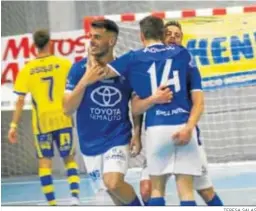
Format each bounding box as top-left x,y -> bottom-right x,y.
109,36 -> 117,47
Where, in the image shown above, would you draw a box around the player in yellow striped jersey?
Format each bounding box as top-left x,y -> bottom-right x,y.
8,29 -> 80,206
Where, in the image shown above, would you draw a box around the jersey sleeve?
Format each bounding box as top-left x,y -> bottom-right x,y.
107,51 -> 134,76
13,66 -> 29,96
65,62 -> 82,92
187,53 -> 202,92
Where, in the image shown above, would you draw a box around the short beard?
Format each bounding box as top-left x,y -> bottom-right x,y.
94,48 -> 109,60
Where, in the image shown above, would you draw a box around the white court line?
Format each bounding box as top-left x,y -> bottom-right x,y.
1,177 -> 89,186
1,175 -> 141,186
2,196 -> 99,205
1,178 -> 140,186
3,163 -> 256,186
2,187 -> 256,206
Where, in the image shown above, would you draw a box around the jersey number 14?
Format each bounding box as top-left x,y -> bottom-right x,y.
148,59 -> 180,94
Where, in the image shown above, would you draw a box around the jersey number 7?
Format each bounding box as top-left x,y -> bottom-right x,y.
147,59 -> 181,94
41,76 -> 54,102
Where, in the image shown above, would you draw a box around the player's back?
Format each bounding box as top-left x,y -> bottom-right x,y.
21,55 -> 72,134
128,44 -> 202,127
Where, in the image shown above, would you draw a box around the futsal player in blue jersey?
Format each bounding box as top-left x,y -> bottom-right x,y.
139,20 -> 223,207
86,16 -> 205,206
63,19 -> 170,206
163,20 -> 223,206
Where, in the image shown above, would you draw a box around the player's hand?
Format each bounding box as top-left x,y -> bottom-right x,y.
152,85 -> 173,104
130,136 -> 142,157
8,128 -> 18,144
172,125 -> 193,145
81,62 -> 105,86
81,48 -> 106,86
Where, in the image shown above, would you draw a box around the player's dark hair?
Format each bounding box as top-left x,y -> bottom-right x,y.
139,16 -> 164,40
91,19 -> 119,35
33,29 -> 50,50
164,20 -> 182,31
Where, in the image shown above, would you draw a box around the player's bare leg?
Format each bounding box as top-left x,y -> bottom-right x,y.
197,187 -> 223,206
194,146 -> 223,206
63,155 -> 80,205
198,187 -> 215,202
175,174 -> 196,206
140,179 -> 151,205
103,172 -> 141,205
38,157 -> 57,205
107,190 -> 124,205
147,175 -> 168,206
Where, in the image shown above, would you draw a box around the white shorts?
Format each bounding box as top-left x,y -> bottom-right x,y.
140,160 -> 150,181
140,145 -> 212,190
193,145 -> 213,190
83,144 -> 129,192
146,124 -> 202,176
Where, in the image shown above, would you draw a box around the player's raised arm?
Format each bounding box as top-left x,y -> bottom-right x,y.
106,51 -> 133,77
8,68 -> 29,144
88,50 -> 134,80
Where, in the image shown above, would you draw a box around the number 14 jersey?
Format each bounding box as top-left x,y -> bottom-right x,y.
108,43 -> 203,127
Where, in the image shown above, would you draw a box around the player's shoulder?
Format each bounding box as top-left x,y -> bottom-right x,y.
53,55 -> 71,63
73,57 -> 87,69
166,44 -> 188,55
176,45 -> 197,67
172,44 -> 191,60
175,44 -> 190,54
173,45 -> 198,69
119,50 -> 136,59
20,58 -> 38,73
69,57 -> 87,75
49,55 -> 71,67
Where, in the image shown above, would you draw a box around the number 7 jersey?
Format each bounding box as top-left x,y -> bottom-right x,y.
13,55 -> 73,134
108,43 -> 203,127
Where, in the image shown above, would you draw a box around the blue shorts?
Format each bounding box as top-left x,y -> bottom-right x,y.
34,127 -> 75,158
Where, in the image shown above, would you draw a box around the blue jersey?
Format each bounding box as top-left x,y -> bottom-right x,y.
108,43 -> 202,127
66,58 -> 132,156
